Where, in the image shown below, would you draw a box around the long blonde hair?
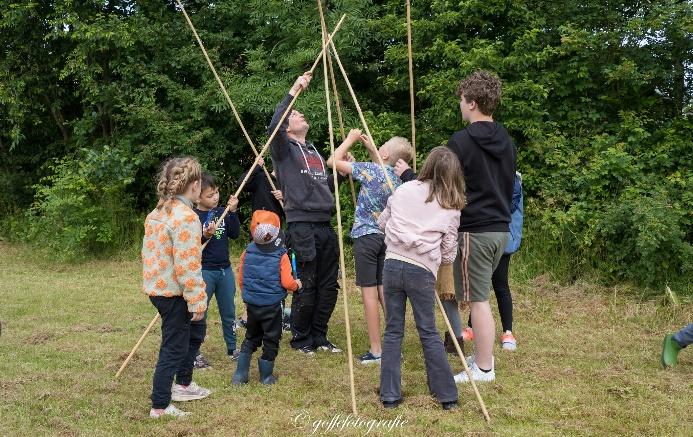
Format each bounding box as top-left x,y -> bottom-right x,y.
417,147 -> 466,210
155,156 -> 202,213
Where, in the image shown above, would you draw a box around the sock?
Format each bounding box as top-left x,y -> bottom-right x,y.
371,351 -> 381,358
479,367 -> 491,373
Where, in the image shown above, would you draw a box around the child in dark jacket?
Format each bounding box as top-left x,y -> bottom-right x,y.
232,211 -> 301,385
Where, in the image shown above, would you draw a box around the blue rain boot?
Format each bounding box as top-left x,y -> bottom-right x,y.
232,352 -> 252,385
258,358 -> 277,385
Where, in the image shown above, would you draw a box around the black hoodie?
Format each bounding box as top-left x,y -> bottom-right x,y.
447,121 -> 516,232
269,94 -> 336,223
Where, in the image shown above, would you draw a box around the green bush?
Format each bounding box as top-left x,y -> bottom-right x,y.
26,146 -> 139,260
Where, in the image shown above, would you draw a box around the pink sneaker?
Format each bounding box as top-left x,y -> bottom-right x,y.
500,331 -> 517,351
462,327 -> 474,342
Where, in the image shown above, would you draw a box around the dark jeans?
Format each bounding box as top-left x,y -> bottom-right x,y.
380,259 -> 457,404
287,221 -> 339,349
468,254 -> 513,332
674,323 -> 693,348
241,302 -> 283,361
149,296 -> 206,409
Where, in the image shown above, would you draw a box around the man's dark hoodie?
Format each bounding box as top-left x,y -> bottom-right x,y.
400,121 -> 516,232
269,94 -> 337,223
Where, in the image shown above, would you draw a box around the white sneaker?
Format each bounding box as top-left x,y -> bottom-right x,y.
454,357 -> 495,383
171,381 -> 211,401
149,404 -> 190,418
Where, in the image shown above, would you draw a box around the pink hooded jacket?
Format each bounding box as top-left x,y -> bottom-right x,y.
377,180 -> 460,277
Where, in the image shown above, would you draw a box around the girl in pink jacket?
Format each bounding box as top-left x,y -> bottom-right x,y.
377,146 -> 466,411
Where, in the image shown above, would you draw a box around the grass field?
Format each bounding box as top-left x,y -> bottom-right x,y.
1,241 -> 691,436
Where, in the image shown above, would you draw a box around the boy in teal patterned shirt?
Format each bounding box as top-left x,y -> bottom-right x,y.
327,129 -> 413,364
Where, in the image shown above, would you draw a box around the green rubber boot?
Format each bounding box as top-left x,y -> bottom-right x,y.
661,334 -> 682,368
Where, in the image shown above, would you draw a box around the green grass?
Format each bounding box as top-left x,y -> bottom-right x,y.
0,241 -> 691,436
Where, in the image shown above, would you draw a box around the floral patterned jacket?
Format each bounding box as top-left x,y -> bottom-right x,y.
142,197 -> 207,313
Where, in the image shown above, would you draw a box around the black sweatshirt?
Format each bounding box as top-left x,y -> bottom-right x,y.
269,93 -> 338,223
448,121 -> 516,232
399,121 -> 516,233
237,166 -> 285,222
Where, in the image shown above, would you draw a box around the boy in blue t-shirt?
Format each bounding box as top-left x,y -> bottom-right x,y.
193,173 -> 241,368
327,129 -> 413,364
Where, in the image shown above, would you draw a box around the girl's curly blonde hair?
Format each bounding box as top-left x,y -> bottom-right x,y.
155,156 -> 202,213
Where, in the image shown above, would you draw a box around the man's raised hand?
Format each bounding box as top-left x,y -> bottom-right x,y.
290,72 -> 313,95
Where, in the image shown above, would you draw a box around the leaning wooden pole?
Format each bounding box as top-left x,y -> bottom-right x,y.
320,12 -> 358,417
115,16 -> 347,378
328,43 -> 396,193
317,0 -> 357,208
115,313 -> 160,378
434,293 -> 491,423
405,0 -> 417,172
202,14 -> 347,246
175,0 -> 280,203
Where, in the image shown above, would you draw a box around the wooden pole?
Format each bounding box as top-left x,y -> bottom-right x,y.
317,0 -> 357,208
434,293 -> 491,423
199,14 -> 346,250
175,0 -> 280,204
115,313 -> 160,378
115,16 -> 347,378
327,43 -> 396,193
320,8 -> 358,416
405,0 -> 417,172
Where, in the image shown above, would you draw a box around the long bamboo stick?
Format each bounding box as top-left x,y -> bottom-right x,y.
405,0 -> 417,172
435,293 -> 491,423
319,6 -> 357,416
327,43 -> 396,193
200,14 -> 346,250
115,313 -> 160,378
175,0 -> 280,204
317,1 -> 357,208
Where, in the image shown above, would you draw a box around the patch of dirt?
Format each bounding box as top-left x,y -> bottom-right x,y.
27,331 -> 54,345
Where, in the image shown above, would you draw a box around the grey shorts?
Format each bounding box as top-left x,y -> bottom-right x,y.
353,233 -> 386,287
453,231 -> 509,302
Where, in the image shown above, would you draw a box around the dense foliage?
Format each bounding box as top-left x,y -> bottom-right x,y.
1,0 -> 691,286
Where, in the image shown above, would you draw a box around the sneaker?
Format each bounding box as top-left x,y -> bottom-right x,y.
236,318 -> 247,330
296,346 -> 316,356
193,353 -> 211,370
454,358 -> 495,383
317,341 -> 343,353
282,321 -> 291,332
171,382 -> 211,401
149,404 -> 190,418
500,331 -> 517,351
358,351 -> 381,365
661,334 -> 682,368
462,327 -> 474,342
228,349 -> 241,361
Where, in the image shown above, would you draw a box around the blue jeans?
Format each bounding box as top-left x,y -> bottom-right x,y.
673,323 -> 693,348
380,259 -> 457,404
202,267 -> 237,353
